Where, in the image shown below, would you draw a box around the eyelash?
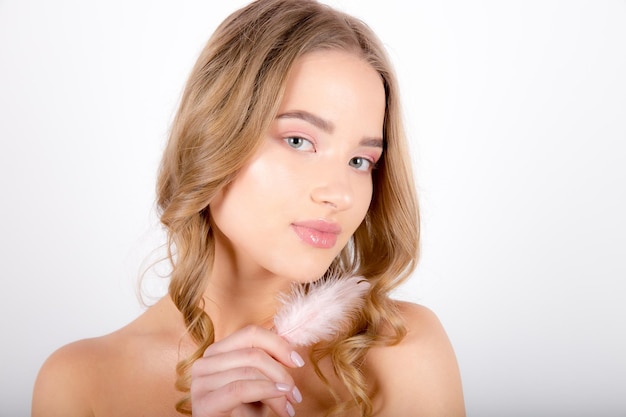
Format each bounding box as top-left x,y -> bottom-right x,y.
283,136 -> 378,172
349,156 -> 376,172
284,136 -> 315,151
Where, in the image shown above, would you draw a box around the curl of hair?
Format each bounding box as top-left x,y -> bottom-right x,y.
155,0 -> 419,415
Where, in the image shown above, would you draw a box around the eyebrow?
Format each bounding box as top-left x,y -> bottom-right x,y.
360,137 -> 384,149
276,110 -> 384,148
277,110 -> 334,133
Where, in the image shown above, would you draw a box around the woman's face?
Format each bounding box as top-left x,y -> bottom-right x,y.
210,50 -> 386,282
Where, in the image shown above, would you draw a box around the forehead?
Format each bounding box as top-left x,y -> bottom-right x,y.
277,50 -> 386,137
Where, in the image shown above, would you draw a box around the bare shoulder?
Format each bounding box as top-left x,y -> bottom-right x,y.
366,301 -> 466,417
32,335 -> 109,417
32,296 -> 187,417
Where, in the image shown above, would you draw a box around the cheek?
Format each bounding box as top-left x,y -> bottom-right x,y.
214,152 -> 306,223
248,156 -> 290,190
246,149 -> 313,199
355,180 -> 374,217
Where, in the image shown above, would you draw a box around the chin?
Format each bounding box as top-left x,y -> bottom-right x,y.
263,242 -> 348,284
276,260 -> 336,284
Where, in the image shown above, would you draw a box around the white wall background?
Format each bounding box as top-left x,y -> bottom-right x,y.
1,1 -> 624,416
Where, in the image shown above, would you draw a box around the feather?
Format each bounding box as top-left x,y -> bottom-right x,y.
273,274 -> 370,346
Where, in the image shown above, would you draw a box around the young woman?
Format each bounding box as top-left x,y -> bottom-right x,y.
32,1 -> 465,416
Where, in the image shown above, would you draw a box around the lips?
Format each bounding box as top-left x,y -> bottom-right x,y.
292,220 -> 341,249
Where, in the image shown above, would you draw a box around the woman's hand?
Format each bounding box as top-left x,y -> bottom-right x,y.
191,325 -> 305,417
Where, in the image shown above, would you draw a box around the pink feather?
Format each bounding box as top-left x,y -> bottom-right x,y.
273,274 -> 370,346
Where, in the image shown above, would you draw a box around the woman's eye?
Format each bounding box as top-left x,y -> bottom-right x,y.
349,156 -> 375,172
284,136 -> 315,151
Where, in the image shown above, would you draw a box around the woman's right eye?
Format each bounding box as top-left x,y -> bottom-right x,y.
284,136 -> 315,152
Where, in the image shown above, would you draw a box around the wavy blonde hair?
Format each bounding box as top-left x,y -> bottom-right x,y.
156,0 -> 419,415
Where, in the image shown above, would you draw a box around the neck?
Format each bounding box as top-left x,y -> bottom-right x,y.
202,244 -> 292,341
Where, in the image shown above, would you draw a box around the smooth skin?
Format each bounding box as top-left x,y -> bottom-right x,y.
32,51 -> 465,417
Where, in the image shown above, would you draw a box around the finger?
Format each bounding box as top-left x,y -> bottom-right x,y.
262,396 -> 297,417
204,325 -> 305,368
192,367 -> 302,406
191,366 -> 272,392
194,347 -> 296,386
191,379 -> 294,417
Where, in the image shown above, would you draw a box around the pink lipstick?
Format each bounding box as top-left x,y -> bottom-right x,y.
292,220 -> 341,249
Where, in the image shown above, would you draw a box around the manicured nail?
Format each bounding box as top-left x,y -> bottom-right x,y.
276,383 -> 291,392
290,351 -> 305,367
292,386 -> 302,403
286,401 -> 296,417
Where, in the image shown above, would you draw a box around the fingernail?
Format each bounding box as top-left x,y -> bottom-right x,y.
292,386 -> 302,403
290,351 -> 305,367
276,383 -> 291,392
286,401 -> 296,417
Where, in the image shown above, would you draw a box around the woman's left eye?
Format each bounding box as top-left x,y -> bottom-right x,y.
284,136 -> 315,151
349,156 -> 375,172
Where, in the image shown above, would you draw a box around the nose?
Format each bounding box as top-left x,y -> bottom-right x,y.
310,171 -> 354,211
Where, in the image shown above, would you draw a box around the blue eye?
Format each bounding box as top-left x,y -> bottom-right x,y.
349,156 -> 374,172
285,136 -> 315,151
